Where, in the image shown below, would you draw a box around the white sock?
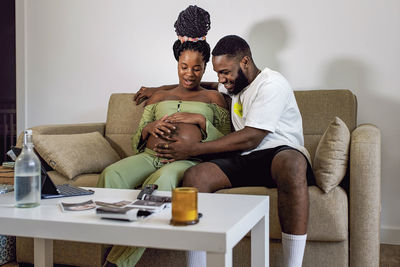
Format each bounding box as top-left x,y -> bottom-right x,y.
187,250 -> 206,267
282,232 -> 307,267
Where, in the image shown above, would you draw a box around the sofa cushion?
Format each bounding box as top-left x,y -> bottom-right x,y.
34,132 -> 121,179
216,186 -> 348,241
47,171 -> 100,187
313,117 -> 350,193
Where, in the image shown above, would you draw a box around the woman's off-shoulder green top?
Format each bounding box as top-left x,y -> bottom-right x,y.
131,100 -> 231,154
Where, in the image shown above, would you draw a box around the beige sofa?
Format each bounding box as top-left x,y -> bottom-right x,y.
16,90 -> 381,267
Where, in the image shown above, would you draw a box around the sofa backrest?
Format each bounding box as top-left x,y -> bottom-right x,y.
295,89 -> 357,159
105,93 -> 144,158
105,90 -> 357,160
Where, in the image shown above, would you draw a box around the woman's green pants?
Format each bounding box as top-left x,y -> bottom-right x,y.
97,148 -> 198,267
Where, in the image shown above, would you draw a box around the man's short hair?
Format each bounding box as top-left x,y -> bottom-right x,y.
212,35 -> 252,59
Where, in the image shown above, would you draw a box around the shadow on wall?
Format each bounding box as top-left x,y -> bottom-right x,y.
323,58 -> 400,225
247,18 -> 289,72
322,57 -> 400,128
323,58 -> 372,121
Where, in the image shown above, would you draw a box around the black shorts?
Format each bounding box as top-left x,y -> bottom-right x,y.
209,145 -> 315,188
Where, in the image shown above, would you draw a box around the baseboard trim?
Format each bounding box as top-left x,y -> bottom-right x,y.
381,227 -> 400,245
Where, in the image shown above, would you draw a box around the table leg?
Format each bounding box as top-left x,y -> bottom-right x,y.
207,250 -> 232,267
251,215 -> 269,267
34,238 -> 53,267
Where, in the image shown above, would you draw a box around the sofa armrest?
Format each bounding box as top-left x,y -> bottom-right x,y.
16,123 -> 106,147
349,123 -> 381,267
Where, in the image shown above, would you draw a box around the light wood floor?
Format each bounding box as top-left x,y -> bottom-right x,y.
3,244 -> 399,266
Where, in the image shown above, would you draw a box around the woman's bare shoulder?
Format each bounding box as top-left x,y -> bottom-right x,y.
145,89 -> 177,106
204,89 -> 228,109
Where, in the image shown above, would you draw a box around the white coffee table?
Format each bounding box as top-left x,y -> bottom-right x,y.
0,187 -> 269,267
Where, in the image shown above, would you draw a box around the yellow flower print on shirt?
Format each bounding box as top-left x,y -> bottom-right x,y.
233,102 -> 243,117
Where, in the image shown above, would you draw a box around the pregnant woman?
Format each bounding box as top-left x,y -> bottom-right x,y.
97,6 -> 230,192
99,6 -> 230,267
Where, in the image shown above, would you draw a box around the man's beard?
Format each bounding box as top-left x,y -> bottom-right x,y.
228,68 -> 249,95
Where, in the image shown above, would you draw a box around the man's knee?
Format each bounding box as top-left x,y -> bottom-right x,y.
182,162 -> 229,192
272,150 -> 308,191
182,164 -> 206,188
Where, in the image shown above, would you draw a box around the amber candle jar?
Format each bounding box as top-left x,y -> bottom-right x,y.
170,187 -> 199,225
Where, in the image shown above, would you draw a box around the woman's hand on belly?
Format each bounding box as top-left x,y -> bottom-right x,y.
146,122 -> 202,151
165,112 -> 206,132
142,115 -> 177,139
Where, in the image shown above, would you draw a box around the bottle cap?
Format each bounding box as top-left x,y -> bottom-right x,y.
23,129 -> 33,145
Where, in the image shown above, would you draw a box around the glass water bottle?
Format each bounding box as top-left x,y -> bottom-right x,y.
14,130 -> 41,208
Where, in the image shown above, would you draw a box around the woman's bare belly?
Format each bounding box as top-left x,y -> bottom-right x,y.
146,123 -> 202,151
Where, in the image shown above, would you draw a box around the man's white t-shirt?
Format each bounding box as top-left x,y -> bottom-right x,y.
218,67 -> 310,161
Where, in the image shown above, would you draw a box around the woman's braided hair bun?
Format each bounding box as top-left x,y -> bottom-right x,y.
173,5 -> 211,63
174,5 -> 210,38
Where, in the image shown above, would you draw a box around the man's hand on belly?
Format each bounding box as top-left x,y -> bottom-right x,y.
154,136 -> 199,163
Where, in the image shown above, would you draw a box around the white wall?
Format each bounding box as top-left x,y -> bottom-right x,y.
16,0 -> 400,244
